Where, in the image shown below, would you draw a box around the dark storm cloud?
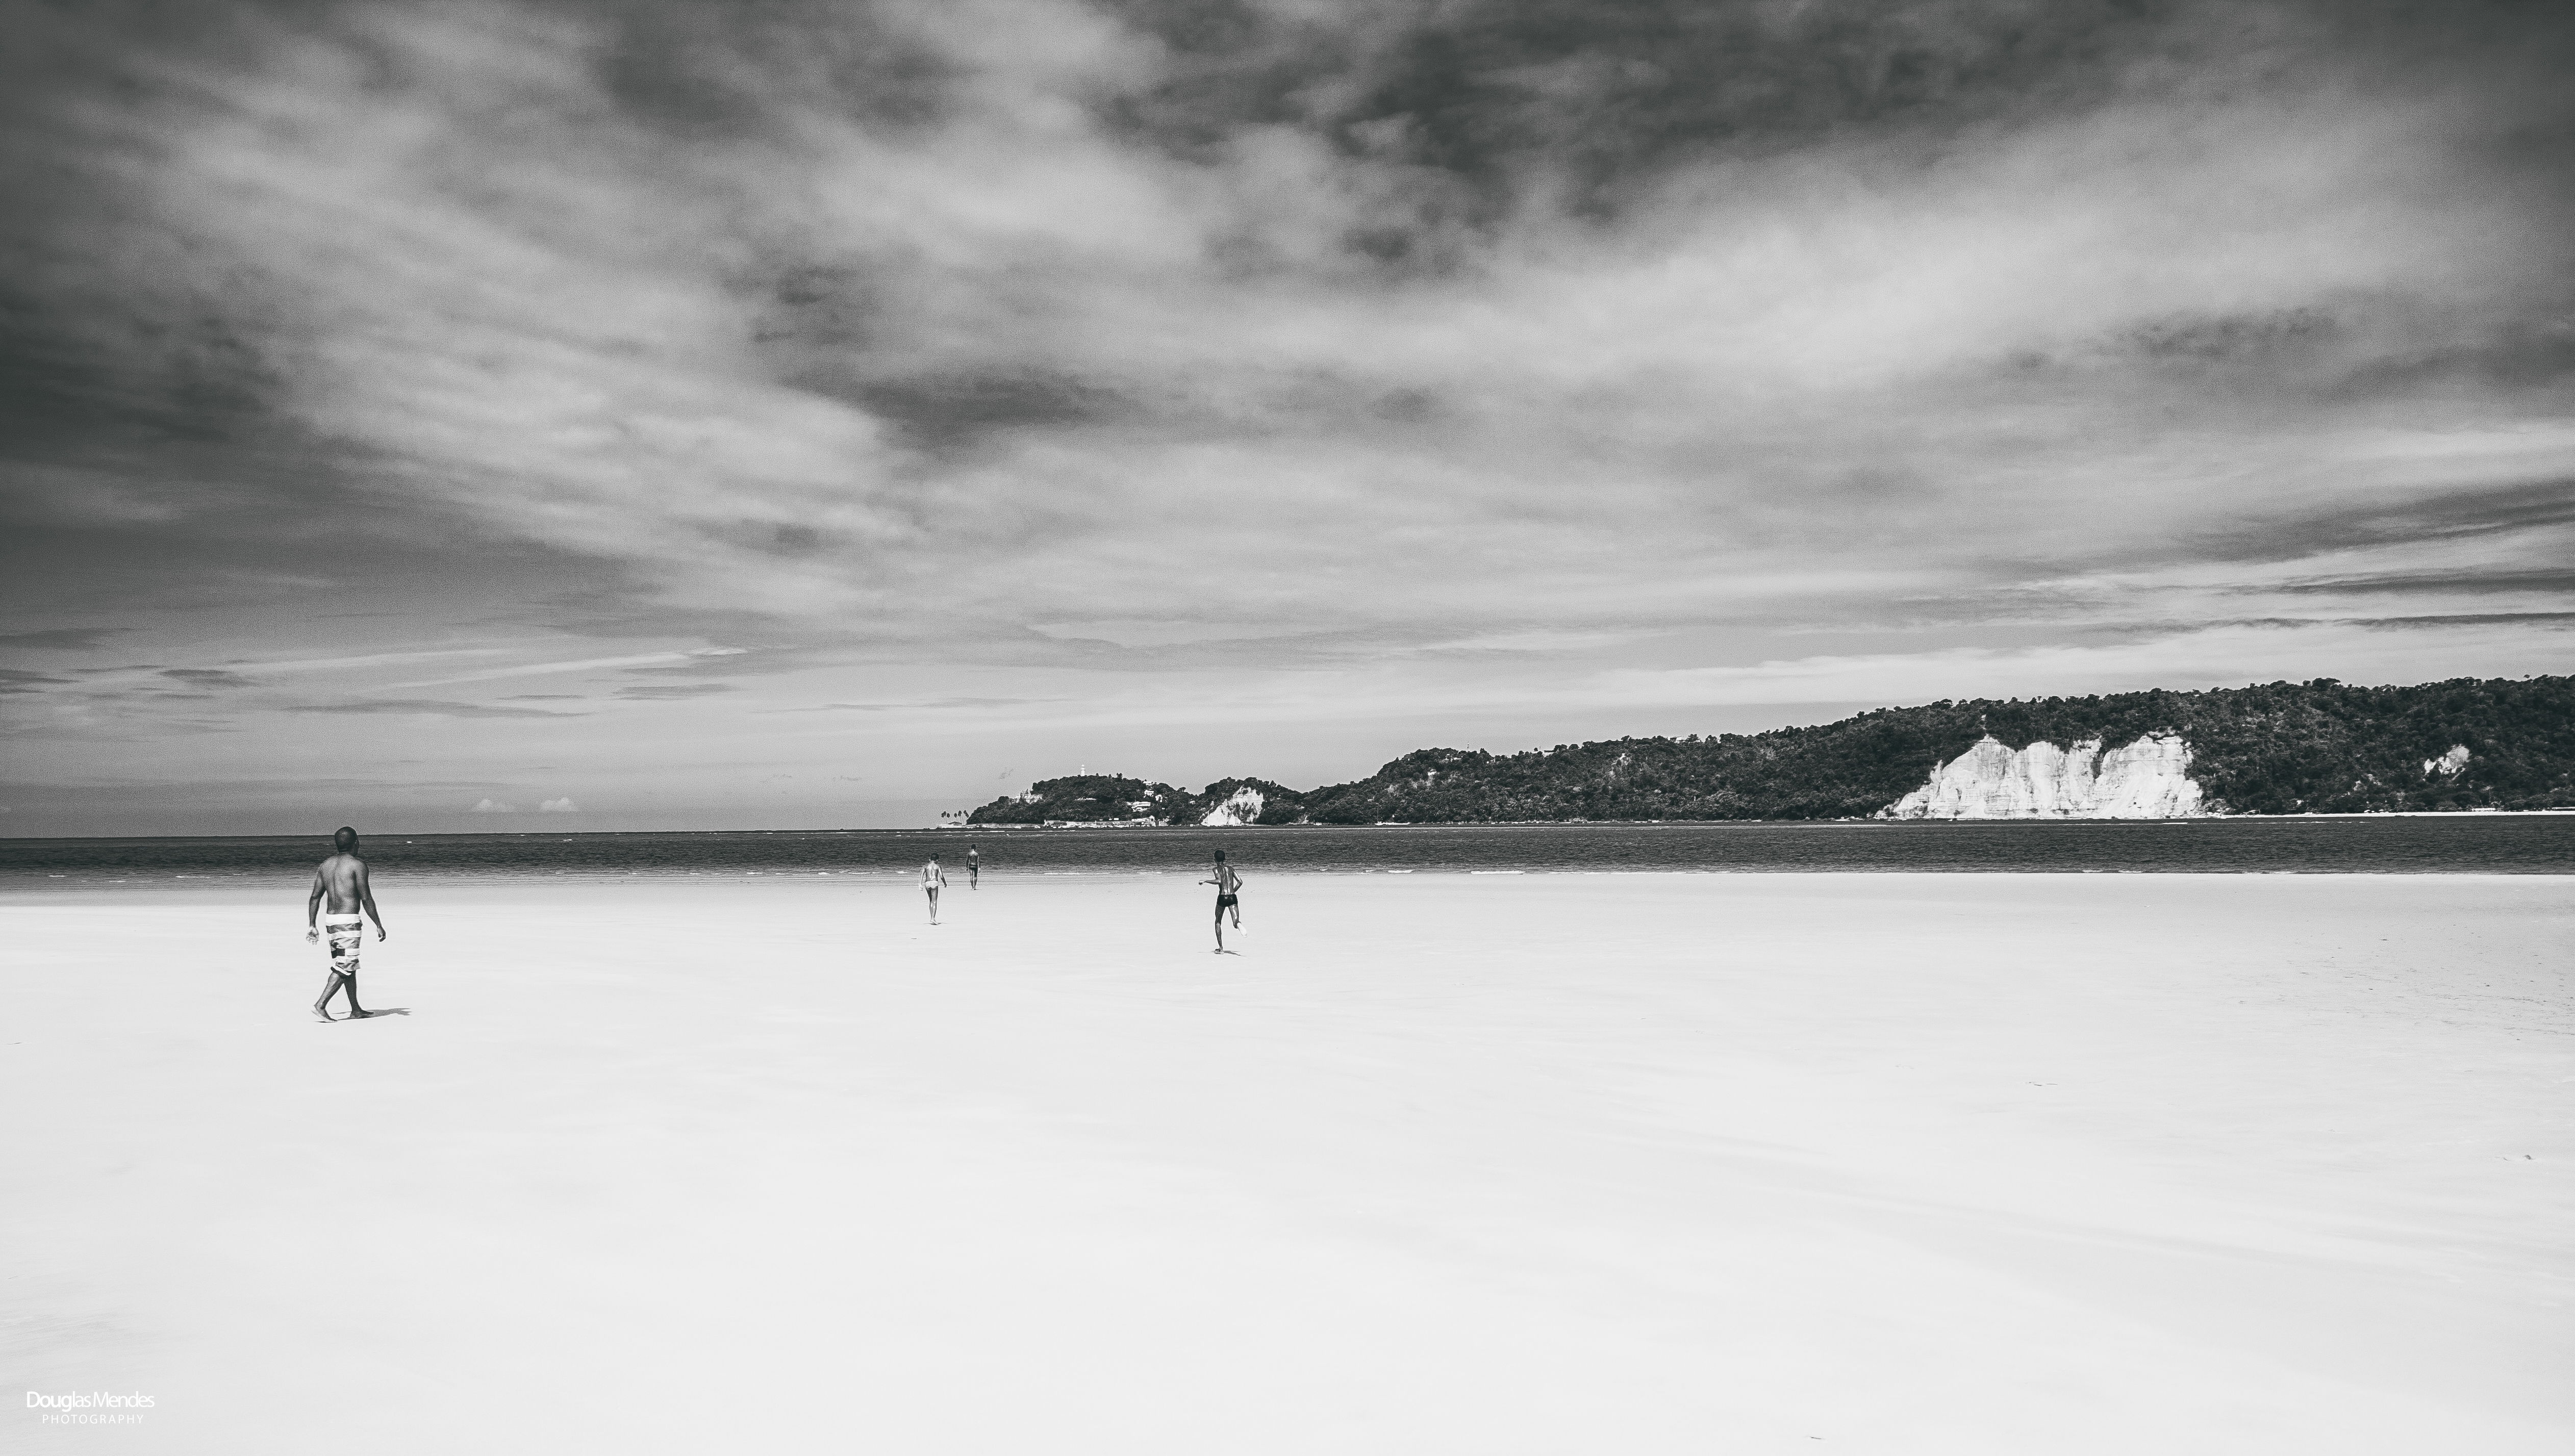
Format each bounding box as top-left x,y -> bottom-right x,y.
2196,479 -> 2575,566
0,628 -> 128,651
159,668 -> 258,689
2068,304 -> 2575,408
617,648 -> 809,679
0,0 -> 324,521
286,699 -> 589,718
593,0 -> 957,140
1099,0 -> 2341,229
2276,568 -> 2575,597
517,583 -> 796,645
0,2 -> 810,640
2342,612 -> 2575,629
0,669 -> 73,694
776,696 -> 1059,713
828,372 -> 1133,452
692,520 -> 842,558
612,683 -> 736,700
2334,319 -> 2575,397
2124,309 -> 2343,364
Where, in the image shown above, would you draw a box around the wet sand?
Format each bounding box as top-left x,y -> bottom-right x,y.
4,873 -> 2568,1452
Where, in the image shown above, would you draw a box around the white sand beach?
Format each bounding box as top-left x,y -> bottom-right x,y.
5,872 -> 2569,1453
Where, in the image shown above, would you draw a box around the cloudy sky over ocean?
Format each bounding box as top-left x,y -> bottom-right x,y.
4,1 -> 2571,833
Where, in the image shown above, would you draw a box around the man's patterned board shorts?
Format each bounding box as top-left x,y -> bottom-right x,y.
322,914 -> 364,976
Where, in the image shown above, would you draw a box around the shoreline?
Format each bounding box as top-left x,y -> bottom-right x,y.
8,864 -> 2575,904
8,807 -> 2575,847
957,807 -> 2575,827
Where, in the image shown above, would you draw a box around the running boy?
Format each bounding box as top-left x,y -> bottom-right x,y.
1200,849 -> 1242,953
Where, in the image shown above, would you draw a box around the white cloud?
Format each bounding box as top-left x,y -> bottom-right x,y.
470,798 -> 516,813
382,653 -> 699,692
1586,620 -> 2575,710
5,1 -> 2567,825
117,0 -> 2567,647
1029,620 -> 1321,648
539,797 -> 578,813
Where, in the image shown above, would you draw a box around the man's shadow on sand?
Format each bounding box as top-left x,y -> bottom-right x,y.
319,1008 -> 411,1020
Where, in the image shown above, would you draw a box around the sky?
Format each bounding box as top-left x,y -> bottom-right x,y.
4,0 -> 2572,835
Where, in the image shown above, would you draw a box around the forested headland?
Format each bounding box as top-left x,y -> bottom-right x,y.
962,675 -> 2575,825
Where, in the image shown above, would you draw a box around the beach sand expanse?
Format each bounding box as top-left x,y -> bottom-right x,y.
3,871 -> 2568,1453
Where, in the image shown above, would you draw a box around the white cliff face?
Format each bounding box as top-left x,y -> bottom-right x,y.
2424,745 -> 2470,778
1201,786 -> 1266,827
1880,732 -> 2206,819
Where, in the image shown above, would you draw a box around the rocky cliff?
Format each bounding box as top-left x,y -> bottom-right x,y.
1880,733 -> 2205,819
1200,785 -> 1267,826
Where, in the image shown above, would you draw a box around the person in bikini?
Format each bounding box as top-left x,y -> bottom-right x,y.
306,826 -> 389,1020
966,842 -> 980,889
923,853 -> 948,923
1200,849 -> 1242,953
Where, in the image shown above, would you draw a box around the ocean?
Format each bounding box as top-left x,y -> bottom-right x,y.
3,816 -> 2569,891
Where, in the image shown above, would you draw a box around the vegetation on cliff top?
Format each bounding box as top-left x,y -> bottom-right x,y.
962,675 -> 2575,824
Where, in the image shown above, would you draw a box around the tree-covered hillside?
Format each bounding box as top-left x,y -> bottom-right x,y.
962,676 -> 2575,824
961,774 -> 1194,826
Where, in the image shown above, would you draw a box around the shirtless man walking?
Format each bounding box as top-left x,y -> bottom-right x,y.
306,826 -> 388,1020
1200,849 -> 1243,953
966,842 -> 980,889
922,853 -> 949,924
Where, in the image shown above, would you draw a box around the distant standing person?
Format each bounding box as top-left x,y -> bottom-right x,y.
922,853 -> 949,924
306,826 -> 388,1021
1200,849 -> 1243,953
967,842 -> 980,889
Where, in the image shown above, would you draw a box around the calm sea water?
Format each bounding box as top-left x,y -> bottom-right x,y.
2,818 -> 2569,891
